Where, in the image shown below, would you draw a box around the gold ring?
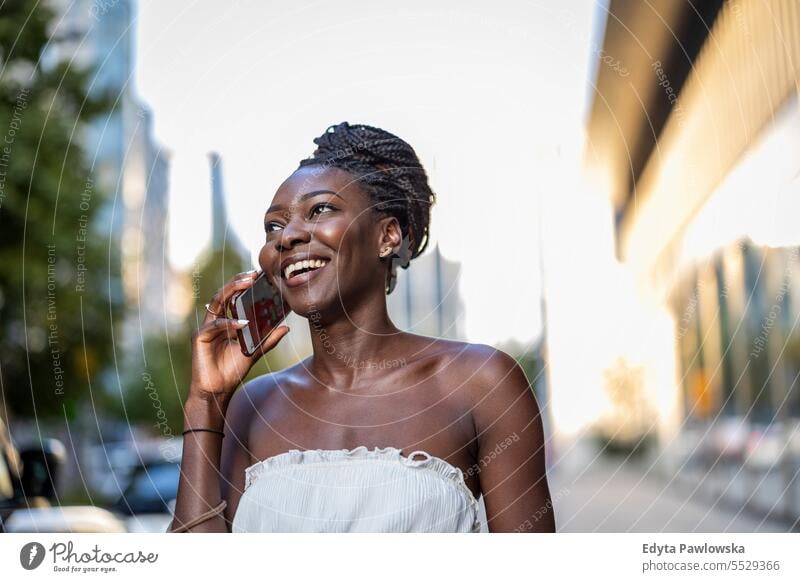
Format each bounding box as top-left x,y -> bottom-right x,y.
205,303 -> 225,318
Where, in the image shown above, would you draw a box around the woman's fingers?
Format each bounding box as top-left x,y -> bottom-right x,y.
202,270 -> 260,325
196,317 -> 250,343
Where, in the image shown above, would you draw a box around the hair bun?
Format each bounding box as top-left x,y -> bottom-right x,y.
298,122 -> 435,267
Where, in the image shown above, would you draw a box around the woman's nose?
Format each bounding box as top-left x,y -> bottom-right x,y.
276,216 -> 311,251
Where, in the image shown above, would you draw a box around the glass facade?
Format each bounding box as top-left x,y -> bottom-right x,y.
670,93 -> 800,522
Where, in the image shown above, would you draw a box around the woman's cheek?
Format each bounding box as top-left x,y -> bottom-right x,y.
257,244 -> 271,275
313,220 -> 344,244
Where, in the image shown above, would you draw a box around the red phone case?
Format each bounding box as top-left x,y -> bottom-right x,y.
229,273 -> 288,356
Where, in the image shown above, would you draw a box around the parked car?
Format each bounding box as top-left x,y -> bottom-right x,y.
85,435 -> 182,501
111,459 -> 180,516
0,418 -> 126,533
107,457 -> 180,532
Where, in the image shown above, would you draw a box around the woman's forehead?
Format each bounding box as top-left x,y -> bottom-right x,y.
271,165 -> 367,206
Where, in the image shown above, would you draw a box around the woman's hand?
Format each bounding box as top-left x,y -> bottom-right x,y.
188,270 -> 290,404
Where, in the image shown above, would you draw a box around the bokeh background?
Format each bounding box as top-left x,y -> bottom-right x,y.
1,0 -> 799,532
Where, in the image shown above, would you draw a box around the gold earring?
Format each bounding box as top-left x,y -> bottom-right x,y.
379,247 -> 392,257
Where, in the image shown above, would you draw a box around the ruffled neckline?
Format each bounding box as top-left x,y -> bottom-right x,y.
244,445 -> 479,506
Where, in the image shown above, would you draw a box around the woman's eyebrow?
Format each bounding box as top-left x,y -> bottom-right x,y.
266,190 -> 344,214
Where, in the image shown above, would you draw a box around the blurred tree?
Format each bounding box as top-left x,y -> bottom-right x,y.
0,1 -> 119,419
113,332 -> 192,439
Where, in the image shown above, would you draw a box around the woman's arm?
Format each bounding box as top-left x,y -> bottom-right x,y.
218,379 -> 267,530
167,270 -> 289,533
168,394 -> 231,532
168,380 -> 256,532
468,346 -> 556,532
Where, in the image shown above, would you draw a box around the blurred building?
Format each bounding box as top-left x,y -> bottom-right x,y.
45,0 -> 187,359
208,152 -> 250,268
587,0 -> 800,525
388,243 -> 466,340
46,0 -> 134,219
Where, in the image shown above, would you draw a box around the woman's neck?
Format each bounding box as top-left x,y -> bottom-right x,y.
306,293 -> 403,388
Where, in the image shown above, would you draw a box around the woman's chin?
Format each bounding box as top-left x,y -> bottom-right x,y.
283,287 -> 337,318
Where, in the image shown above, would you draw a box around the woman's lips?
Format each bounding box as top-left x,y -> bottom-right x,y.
282,259 -> 329,288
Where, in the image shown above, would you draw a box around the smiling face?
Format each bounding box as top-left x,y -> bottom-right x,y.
258,165 -> 401,318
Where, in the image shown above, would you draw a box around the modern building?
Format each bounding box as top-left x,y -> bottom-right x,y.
208,152 -> 251,269
388,243 -> 466,341
46,0 -> 185,351
587,0 -> 800,524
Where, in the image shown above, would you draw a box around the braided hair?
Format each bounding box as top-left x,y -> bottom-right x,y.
297,122 -> 435,262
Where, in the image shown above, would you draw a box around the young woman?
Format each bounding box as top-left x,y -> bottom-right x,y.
168,122 -> 555,533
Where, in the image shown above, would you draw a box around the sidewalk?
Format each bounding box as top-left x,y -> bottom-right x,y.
548,440 -> 790,532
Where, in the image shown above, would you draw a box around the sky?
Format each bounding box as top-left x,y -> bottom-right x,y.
133,0 -> 600,347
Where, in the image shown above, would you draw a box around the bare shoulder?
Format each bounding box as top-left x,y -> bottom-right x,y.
402,335 -> 529,410
406,335 -> 526,391
434,342 -> 551,531
434,342 -> 538,428
225,363 -> 303,434
453,342 -> 522,380
449,343 -> 531,414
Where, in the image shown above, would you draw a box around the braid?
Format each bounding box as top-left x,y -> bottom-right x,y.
297,122 -> 435,260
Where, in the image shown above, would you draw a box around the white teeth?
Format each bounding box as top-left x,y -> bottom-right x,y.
283,259 -> 328,279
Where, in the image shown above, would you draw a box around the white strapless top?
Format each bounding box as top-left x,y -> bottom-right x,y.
231,446 -> 481,532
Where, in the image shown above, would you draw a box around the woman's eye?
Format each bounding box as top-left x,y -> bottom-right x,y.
311,202 -> 335,216
265,222 -> 283,233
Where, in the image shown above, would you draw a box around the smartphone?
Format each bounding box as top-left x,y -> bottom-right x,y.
228,271 -> 289,357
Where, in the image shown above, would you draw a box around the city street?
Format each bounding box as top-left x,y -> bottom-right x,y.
550,441 -> 790,533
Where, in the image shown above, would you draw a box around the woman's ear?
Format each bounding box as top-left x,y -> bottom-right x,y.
377,217 -> 403,255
